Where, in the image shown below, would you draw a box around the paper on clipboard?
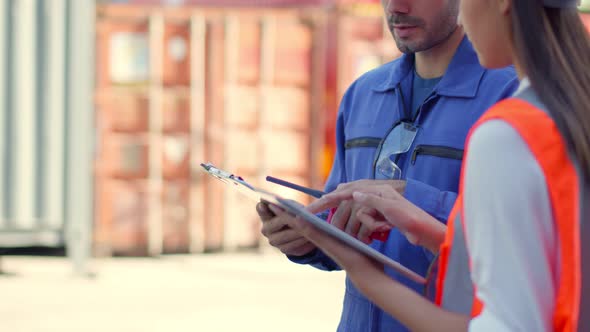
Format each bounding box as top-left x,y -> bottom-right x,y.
199,162 -> 426,285
199,162 -> 281,204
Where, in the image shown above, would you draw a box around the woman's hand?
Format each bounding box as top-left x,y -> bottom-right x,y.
308,182 -> 446,253
286,211 -> 468,332
284,213 -> 384,277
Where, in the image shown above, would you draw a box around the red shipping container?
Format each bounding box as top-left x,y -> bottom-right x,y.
274,22 -> 312,86
343,15 -> 384,40
261,130 -> 309,174
99,179 -> 149,256
162,91 -> 190,133
261,86 -> 309,131
100,92 -> 150,132
201,18 -> 227,251
162,134 -> 190,179
337,15 -> 400,102
224,129 -> 260,173
188,173 -> 206,252
95,4 -> 328,255
162,180 -> 190,253
95,179 -> 192,255
225,85 -> 259,129
163,22 -> 191,86
93,177 -> 111,256
102,134 -> 150,179
222,174 -> 262,250
238,20 -> 261,85
203,174 -> 225,251
96,21 -> 150,88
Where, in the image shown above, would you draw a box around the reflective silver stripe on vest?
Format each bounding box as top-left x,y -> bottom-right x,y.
440,211 -> 474,315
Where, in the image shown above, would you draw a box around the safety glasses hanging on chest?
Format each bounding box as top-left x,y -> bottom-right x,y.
374,121 -> 419,180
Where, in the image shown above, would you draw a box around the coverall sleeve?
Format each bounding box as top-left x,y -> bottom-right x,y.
403,179 -> 458,224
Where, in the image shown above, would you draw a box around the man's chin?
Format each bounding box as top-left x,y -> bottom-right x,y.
394,41 -> 420,54
393,34 -> 421,53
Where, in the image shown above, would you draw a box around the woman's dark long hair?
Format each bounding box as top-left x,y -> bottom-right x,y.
511,3 -> 590,179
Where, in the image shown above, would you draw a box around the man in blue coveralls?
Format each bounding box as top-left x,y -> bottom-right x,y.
256,0 -> 518,331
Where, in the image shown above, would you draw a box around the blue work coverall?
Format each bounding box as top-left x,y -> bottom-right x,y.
290,36 -> 518,332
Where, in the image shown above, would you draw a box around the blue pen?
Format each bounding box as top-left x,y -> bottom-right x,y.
265,176 -> 326,198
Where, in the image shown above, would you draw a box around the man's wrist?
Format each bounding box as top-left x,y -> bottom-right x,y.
287,247 -> 318,260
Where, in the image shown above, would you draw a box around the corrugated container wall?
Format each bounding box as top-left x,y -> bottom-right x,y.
95,5 -> 329,255
0,0 -> 95,268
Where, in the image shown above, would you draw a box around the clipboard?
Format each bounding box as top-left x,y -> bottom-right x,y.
199,162 -> 426,284
276,198 -> 426,284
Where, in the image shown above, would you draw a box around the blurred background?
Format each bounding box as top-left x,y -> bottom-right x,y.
0,0 -> 589,331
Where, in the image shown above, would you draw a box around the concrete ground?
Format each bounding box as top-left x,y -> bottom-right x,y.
0,252 -> 345,332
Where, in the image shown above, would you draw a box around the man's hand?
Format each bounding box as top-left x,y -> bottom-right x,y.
328,199 -> 389,244
256,201 -> 316,256
283,211 -> 383,276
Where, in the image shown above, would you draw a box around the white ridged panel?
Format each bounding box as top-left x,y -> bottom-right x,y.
0,0 -> 94,262
0,0 -> 7,225
189,15 -> 207,253
44,0 -> 66,228
148,14 -> 164,256
12,0 -> 36,228
222,15 -> 240,250
65,0 -> 95,274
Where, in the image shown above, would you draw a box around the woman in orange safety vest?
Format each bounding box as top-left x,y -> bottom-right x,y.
289,0 -> 590,330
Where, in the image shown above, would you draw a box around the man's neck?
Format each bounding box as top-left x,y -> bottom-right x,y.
414,27 -> 465,79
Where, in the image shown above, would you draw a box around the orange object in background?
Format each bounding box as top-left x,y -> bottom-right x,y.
582,12 -> 590,32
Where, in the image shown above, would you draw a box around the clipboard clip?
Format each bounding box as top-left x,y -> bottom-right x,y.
200,162 -> 253,189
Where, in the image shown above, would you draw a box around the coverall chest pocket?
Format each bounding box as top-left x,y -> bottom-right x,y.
410,145 -> 464,164
408,144 -> 464,186
344,126 -> 382,180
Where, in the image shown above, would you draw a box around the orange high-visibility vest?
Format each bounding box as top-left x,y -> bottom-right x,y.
434,91 -> 590,331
